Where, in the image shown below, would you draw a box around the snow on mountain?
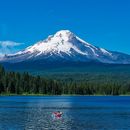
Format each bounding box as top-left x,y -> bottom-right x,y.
1,30 -> 130,64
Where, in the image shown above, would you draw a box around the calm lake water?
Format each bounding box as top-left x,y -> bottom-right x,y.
0,96 -> 130,130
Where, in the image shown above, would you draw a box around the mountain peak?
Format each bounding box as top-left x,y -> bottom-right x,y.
53,30 -> 75,41
54,30 -> 73,35
1,30 -> 130,64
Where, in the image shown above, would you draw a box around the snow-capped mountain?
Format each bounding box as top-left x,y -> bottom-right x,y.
1,30 -> 130,64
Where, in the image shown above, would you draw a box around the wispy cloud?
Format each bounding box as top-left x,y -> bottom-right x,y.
0,41 -> 24,56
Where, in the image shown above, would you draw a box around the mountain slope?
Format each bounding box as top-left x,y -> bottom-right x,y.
1,30 -> 130,64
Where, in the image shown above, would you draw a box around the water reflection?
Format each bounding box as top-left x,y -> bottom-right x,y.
0,96 -> 130,130
23,96 -> 73,130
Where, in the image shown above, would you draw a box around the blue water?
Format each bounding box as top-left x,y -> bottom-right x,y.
0,96 -> 130,130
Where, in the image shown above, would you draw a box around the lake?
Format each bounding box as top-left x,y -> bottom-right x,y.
0,96 -> 130,130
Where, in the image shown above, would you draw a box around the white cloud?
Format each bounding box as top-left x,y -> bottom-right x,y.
0,41 -> 24,57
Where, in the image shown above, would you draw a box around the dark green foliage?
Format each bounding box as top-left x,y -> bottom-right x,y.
0,65 -> 130,95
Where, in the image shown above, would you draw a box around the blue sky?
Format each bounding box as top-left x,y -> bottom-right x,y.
0,0 -> 130,54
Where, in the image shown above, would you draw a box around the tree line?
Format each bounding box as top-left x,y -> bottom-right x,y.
0,65 -> 130,95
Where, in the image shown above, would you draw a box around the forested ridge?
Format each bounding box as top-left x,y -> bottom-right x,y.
0,65 -> 130,95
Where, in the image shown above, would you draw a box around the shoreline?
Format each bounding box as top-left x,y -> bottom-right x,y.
0,94 -> 130,96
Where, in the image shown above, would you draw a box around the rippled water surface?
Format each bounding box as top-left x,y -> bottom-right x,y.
0,96 -> 130,130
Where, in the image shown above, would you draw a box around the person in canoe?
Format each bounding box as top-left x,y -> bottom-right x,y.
52,111 -> 63,119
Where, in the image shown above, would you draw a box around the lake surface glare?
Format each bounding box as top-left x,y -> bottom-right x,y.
0,96 -> 130,130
